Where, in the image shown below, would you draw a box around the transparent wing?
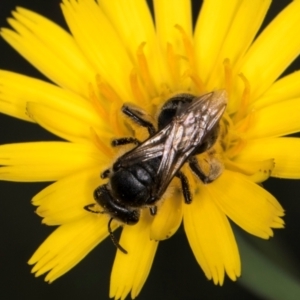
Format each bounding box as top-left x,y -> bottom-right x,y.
116,90 -> 227,199
154,90 -> 227,198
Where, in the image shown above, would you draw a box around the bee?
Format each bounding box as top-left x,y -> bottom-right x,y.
85,90 -> 227,253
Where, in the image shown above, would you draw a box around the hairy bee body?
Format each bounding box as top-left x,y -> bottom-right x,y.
85,90 -> 227,252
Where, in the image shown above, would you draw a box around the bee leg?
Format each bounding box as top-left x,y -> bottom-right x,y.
176,171 -> 192,204
122,104 -> 156,136
149,206 -> 157,216
111,137 -> 141,147
84,203 -> 103,214
189,156 -> 223,183
101,169 -> 110,179
188,157 -> 209,183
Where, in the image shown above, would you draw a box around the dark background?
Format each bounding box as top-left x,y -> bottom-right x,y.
1,1 -> 300,299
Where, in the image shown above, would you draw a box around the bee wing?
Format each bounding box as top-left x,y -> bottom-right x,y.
115,125 -> 171,167
116,90 -> 227,199
154,90 -> 227,198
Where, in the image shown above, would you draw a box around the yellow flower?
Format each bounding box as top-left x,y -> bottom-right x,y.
2,0 -> 300,299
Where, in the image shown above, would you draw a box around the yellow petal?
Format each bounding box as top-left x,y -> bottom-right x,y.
206,0 -> 271,91
235,137 -> 300,179
61,0 -> 133,100
110,210 -> 158,300
194,0 -> 240,85
0,71 -> 101,126
153,0 -> 193,91
0,142 -> 102,182
208,170 -> 284,239
184,183 -> 241,285
252,70 -> 300,110
100,0 -> 154,60
237,0 -> 300,100
153,0 -> 192,52
1,7 -> 96,96
28,215 -> 111,283
100,0 -> 168,93
150,183 -> 183,240
33,166 -> 105,225
26,102 -> 112,143
225,158 -> 274,183
242,98 -> 300,139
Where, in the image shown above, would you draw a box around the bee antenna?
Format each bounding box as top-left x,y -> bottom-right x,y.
108,218 -> 128,254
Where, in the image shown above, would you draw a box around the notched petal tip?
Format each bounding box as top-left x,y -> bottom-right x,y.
184,186 -> 241,286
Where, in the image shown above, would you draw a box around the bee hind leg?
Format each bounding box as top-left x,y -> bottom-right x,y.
176,171 -> 192,204
189,156 -> 223,183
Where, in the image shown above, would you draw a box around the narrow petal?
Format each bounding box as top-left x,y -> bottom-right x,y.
252,70 -> 300,110
237,0 -> 300,100
225,158 -> 275,183
0,71 -> 102,126
100,0 -> 168,92
26,102 -> 112,143
206,0 -> 271,90
150,184 -> 183,241
235,138 -> 300,179
0,142 -> 102,182
242,98 -> 300,139
153,0 -> 192,52
153,0 -> 193,91
1,7 -> 96,96
100,0 -> 154,59
184,183 -> 241,285
208,170 -> 284,239
194,0 -> 240,85
61,0 -> 133,100
33,166 -> 105,225
110,210 -> 158,300
28,215 -> 111,283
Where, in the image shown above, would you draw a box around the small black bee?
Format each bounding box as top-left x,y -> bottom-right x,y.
85,90 -> 227,253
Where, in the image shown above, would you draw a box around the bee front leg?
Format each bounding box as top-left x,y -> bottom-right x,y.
111,137 -> 141,147
122,103 -> 156,136
101,169 -> 110,179
149,206 -> 157,216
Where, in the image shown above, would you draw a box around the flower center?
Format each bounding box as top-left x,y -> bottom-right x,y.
87,25 -> 273,185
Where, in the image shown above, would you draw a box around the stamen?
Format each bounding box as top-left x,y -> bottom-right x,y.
233,73 -> 251,122
109,103 -> 125,136
174,24 -> 206,93
130,68 -> 147,105
235,112 -> 255,134
223,59 -> 232,96
182,69 -> 205,94
166,42 -> 180,86
90,127 -> 114,158
96,75 -> 122,106
174,24 -> 195,67
136,42 -> 156,96
88,83 -> 107,120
